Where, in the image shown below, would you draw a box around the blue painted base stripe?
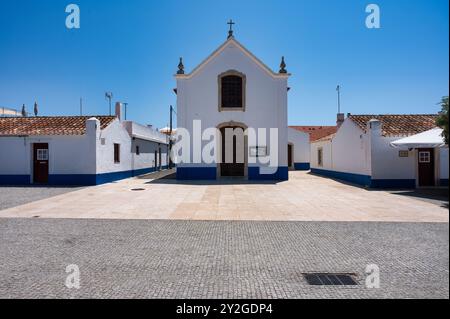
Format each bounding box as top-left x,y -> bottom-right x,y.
248,167 -> 289,181
294,163 -> 310,171
95,165 -> 169,185
311,168 -> 417,189
311,168 -> 371,187
0,175 -> 30,185
440,179 -> 449,187
48,174 -> 98,186
0,166 -> 169,186
176,167 -> 217,180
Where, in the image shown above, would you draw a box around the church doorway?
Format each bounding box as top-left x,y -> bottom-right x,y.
218,123 -> 247,178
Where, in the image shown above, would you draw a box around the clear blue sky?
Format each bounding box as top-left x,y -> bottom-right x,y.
0,0 -> 448,128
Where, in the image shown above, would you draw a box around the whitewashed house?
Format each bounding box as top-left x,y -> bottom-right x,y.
287,127 -> 310,170
174,26 -> 291,180
0,105 -> 169,185
310,114 -> 449,188
289,125 -> 338,171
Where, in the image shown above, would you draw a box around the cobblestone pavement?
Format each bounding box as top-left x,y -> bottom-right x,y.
0,219 -> 448,299
0,186 -> 83,211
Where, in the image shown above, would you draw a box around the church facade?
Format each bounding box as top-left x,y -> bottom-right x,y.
174,26 -> 291,181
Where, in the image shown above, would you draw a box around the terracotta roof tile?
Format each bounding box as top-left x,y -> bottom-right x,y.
348,114 -> 438,137
0,116 -> 116,136
289,126 -> 338,142
313,132 -> 337,143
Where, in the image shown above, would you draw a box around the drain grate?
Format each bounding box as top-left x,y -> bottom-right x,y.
131,188 -> 146,191
303,273 -> 358,286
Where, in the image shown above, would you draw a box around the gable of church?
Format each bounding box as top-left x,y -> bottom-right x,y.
175,37 -> 290,81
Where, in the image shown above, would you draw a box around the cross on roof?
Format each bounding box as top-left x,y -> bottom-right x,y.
227,19 -> 235,38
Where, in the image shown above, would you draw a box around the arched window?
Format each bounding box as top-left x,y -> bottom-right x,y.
218,71 -> 246,111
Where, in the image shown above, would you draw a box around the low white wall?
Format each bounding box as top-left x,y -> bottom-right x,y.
288,128 -> 310,164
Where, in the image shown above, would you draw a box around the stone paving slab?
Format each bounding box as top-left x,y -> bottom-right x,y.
0,172 -> 447,222
0,186 -> 83,211
0,219 -> 448,299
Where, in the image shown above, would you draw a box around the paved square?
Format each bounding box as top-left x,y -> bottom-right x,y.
0,172 -> 448,222
0,219 -> 448,299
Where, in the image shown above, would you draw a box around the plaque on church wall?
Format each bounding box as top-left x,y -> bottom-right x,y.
250,146 -> 268,157
399,150 -> 409,158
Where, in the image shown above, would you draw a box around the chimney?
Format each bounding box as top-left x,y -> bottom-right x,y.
368,118 -> 382,136
336,113 -> 345,128
86,117 -> 100,136
115,102 -> 122,120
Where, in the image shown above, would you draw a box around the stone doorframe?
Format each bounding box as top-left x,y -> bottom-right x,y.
216,121 -> 249,179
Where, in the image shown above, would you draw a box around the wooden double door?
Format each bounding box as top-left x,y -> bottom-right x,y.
220,127 -> 245,177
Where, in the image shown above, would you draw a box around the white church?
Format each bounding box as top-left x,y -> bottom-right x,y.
174,21 -> 308,181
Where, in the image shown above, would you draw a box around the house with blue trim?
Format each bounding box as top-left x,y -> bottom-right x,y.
0,104 -> 169,186
288,125 -> 339,171
288,128 -> 311,171
310,113 -> 449,188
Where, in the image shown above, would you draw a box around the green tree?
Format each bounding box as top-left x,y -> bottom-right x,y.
436,96 -> 449,145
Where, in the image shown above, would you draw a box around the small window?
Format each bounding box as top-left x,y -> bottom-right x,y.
318,148 -> 323,167
218,71 -> 246,111
114,144 -> 120,163
399,150 -> 409,158
37,149 -> 49,161
222,76 -> 242,108
136,145 -> 140,156
419,151 -> 431,163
